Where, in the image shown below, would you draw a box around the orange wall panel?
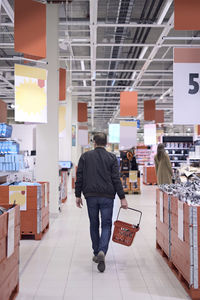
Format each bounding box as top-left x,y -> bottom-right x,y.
78,103 -> 88,122
0,100 -> 7,123
59,68 -> 66,101
14,0 -> 46,58
144,100 -> 155,121
174,0 -> 200,30
155,110 -> 164,123
198,125 -> 200,136
120,91 -> 137,117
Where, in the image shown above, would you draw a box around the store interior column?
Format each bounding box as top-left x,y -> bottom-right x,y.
36,4 -> 59,214
65,62 -> 73,195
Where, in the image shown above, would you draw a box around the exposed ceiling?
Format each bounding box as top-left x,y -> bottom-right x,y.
0,0 -> 200,136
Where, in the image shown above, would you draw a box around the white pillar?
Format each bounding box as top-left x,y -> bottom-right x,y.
36,4 -> 59,214
71,100 -> 78,166
65,62 -> 72,194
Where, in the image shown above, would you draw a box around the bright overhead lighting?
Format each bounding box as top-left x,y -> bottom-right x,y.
81,60 -> 85,71
111,80 -> 115,86
139,46 -> 148,59
131,71 -> 136,80
157,0 -> 173,25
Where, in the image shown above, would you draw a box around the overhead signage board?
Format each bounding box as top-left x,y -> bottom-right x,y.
109,124 -> 120,143
173,48 -> 200,124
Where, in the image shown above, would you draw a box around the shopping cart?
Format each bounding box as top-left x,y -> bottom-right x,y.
112,207 -> 142,246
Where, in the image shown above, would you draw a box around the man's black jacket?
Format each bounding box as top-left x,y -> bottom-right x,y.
75,147 -> 125,200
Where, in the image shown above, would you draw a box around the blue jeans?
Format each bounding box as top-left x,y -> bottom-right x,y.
86,197 -> 114,256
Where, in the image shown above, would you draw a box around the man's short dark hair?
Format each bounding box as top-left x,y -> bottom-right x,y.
93,132 -> 107,146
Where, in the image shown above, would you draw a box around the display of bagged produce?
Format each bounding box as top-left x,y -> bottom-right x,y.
159,180 -> 200,205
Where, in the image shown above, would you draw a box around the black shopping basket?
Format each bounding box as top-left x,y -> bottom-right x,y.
112,207 -> 142,246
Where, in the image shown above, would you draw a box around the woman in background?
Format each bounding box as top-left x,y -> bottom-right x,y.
154,143 -> 173,185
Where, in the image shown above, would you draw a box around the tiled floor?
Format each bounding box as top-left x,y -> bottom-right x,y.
16,184 -> 190,300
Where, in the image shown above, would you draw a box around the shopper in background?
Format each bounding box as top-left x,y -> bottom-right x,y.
75,132 -> 128,273
154,143 -> 173,185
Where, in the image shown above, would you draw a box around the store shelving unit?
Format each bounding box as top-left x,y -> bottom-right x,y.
163,136 -> 193,168
135,146 -> 152,166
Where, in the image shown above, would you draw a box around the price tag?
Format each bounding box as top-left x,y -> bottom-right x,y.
7,207 -> 15,258
173,48 -> 200,125
178,200 -> 184,241
160,192 -> 164,223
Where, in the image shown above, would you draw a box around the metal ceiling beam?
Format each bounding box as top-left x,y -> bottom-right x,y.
72,78 -> 173,81
0,75 -> 14,89
69,69 -> 173,73
60,57 -> 173,62
70,43 -> 200,47
72,85 -> 170,89
60,21 -> 166,27
2,0 -> 14,23
133,14 -> 174,88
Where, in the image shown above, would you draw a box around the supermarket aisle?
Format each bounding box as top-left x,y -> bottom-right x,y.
16,184 -> 189,300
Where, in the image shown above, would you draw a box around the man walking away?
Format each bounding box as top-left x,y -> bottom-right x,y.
75,132 -> 128,273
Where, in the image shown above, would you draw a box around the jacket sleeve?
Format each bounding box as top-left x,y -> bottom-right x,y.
75,155 -> 84,198
111,157 -> 125,200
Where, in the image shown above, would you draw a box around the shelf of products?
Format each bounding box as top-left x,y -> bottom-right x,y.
156,181 -> 200,298
163,136 -> 193,168
0,124 -> 24,172
135,146 -> 152,166
0,182 -> 49,240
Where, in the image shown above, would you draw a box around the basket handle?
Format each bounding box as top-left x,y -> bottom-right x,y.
116,207 -> 142,228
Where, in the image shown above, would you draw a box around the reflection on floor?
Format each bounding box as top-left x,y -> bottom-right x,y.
16,184 -> 189,300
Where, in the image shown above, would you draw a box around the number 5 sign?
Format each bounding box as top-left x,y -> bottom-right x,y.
173,48 -> 200,124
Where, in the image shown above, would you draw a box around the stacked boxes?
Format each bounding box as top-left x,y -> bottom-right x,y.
0,182 -> 49,240
0,205 -> 20,300
121,171 -> 141,194
156,189 -> 200,297
0,154 -> 24,171
143,166 -> 157,185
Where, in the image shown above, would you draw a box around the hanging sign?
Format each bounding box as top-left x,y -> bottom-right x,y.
173,48 -> 200,124
119,121 -> 137,150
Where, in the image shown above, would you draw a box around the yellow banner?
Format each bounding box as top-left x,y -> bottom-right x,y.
15,64 -> 47,80
120,121 -> 137,127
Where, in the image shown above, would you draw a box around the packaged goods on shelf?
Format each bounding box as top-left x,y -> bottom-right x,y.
163,136 -> 193,168
156,188 -> 200,298
0,123 -> 12,138
0,154 -> 24,171
0,141 -> 19,155
0,182 -> 49,240
135,146 -> 152,166
159,181 -> 200,206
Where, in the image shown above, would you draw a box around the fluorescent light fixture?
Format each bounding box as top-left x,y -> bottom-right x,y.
162,36 -> 200,41
157,0 -> 173,25
83,80 -> 87,87
131,71 -> 136,80
81,60 -> 85,71
139,46 -> 148,59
